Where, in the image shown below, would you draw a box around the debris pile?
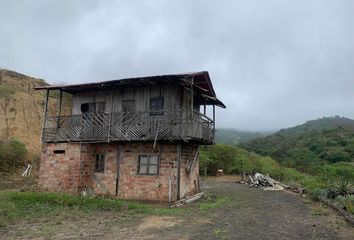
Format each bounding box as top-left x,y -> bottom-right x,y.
170,192 -> 206,208
242,172 -> 289,191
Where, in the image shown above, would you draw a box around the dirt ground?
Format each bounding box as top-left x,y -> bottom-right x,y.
1,176 -> 353,239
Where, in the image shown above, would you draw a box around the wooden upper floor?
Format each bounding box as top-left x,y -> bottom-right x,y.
35,72 -> 225,144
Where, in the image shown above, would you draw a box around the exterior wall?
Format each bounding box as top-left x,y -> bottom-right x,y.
39,142 -> 200,201
118,143 -> 177,200
180,144 -> 200,197
71,83 -> 183,115
38,143 -> 82,193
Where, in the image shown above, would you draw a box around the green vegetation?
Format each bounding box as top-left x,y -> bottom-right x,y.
215,128 -> 272,146
0,139 -> 27,171
336,195 -> 354,215
198,196 -> 231,211
200,144 -> 353,215
241,116 -> 354,172
0,85 -> 16,98
0,190 -> 229,228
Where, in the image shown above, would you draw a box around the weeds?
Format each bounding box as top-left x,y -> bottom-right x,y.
197,196 -> 231,211
336,195 -> 354,215
0,191 -> 229,228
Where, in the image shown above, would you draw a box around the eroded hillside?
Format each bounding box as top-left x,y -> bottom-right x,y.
0,69 -> 70,154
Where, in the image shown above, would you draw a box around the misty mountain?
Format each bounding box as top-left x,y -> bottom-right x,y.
215,128 -> 272,146
241,116 -> 354,171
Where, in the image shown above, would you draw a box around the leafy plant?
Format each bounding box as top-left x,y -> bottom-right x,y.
336,195 -> 354,215
0,139 -> 28,171
333,180 -> 353,196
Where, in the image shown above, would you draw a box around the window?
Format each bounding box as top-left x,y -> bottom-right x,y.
81,102 -> 106,113
150,97 -> 164,116
94,154 -> 105,173
138,155 -> 159,175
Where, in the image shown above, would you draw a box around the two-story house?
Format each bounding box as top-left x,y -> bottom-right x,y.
35,71 -> 225,202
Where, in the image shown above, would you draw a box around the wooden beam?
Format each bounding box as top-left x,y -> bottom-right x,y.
191,78 -> 194,116
176,143 -> 181,200
108,87 -> 114,142
213,104 -> 215,140
40,89 -> 50,142
57,90 -> 63,128
115,145 -> 121,196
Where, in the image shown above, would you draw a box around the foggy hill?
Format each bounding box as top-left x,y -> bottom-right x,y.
215,128 -> 272,146
241,116 -> 354,170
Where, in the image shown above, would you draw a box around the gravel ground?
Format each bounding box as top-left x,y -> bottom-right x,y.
2,177 -> 353,239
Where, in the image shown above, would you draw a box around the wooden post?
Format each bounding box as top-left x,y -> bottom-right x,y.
203,104 -> 206,115
115,145 -> 121,196
212,104 -> 215,122
57,90 -> 62,128
40,89 -> 50,142
176,143 -> 181,200
190,78 -> 194,136
168,177 -> 172,205
108,87 -> 114,142
212,104 -> 215,141
190,79 -> 194,115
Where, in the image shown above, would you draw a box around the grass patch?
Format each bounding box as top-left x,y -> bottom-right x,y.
1,191 -> 229,228
197,196 -> 231,211
0,191 -> 231,228
0,85 -> 16,98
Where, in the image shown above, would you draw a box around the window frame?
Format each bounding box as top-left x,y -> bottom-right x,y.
80,102 -> 106,114
138,155 -> 160,175
94,154 -> 105,173
150,97 -> 164,116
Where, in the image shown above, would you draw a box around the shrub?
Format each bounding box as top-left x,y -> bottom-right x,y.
0,139 -> 27,171
336,195 -> 354,215
310,188 -> 328,201
333,180 -> 353,196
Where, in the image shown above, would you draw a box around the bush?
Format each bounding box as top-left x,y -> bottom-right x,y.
336,195 -> 354,215
200,144 -> 353,202
310,188 -> 328,201
0,139 -> 27,171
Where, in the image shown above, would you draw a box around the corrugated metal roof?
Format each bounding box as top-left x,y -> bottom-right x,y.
34,71 -> 225,108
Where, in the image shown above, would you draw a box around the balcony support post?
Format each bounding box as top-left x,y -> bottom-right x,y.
57,90 -> 63,128
190,78 -> 194,135
115,144 -> 121,196
40,89 -> 50,142
213,104 -> 215,138
108,87 -> 114,141
176,143 -> 181,200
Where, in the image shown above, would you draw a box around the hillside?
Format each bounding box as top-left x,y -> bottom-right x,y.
0,69 -> 70,154
215,128 -> 272,145
241,116 -> 354,171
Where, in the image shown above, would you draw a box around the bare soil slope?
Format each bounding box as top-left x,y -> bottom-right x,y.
0,69 -> 70,154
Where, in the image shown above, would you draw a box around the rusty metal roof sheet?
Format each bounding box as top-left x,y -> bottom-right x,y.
34,71 -> 225,108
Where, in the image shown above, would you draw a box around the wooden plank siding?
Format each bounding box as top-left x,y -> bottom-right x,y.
43,83 -> 215,144
72,83 -> 182,114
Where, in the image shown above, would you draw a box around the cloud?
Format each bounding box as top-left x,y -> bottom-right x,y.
0,0 -> 353,130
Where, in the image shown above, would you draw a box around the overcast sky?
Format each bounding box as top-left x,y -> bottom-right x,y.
0,0 -> 353,131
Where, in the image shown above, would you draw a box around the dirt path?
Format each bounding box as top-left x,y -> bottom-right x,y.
2,178 -> 353,239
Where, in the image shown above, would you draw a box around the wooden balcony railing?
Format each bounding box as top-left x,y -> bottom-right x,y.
42,110 -> 215,144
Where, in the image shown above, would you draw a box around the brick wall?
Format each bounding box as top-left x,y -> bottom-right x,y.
39,143 -> 82,193
180,144 -> 200,198
39,142 -> 200,201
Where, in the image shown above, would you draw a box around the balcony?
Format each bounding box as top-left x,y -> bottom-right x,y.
42,110 -> 215,144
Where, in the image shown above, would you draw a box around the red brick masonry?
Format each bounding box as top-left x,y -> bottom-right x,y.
39,142 -> 199,201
